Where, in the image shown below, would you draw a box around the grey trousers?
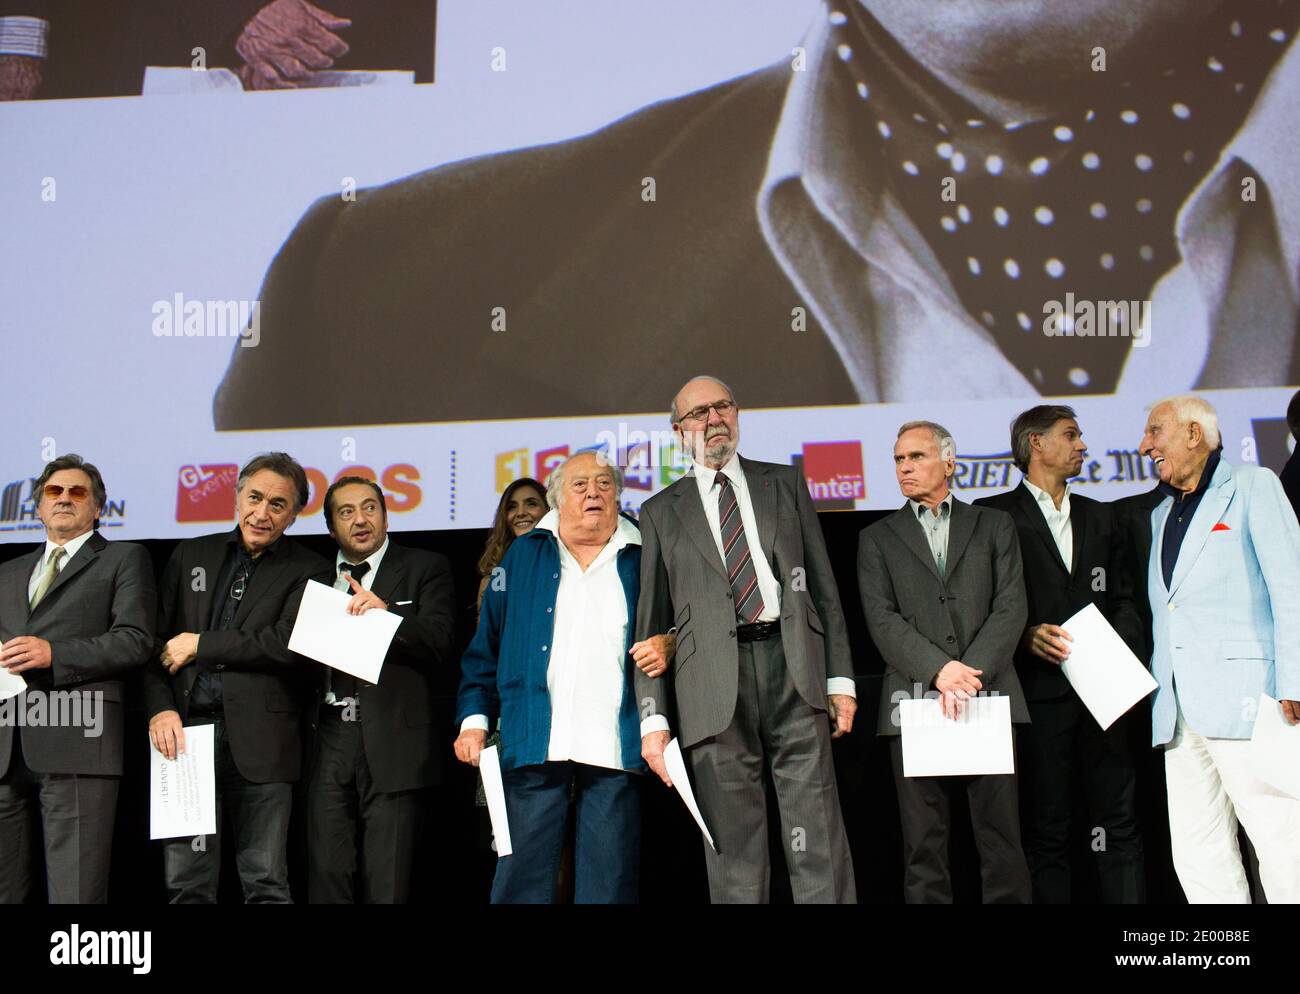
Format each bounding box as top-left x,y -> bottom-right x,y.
685,636 -> 856,903
0,741 -> 118,904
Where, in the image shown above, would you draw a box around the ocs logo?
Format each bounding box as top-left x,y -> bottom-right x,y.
301,463 -> 421,516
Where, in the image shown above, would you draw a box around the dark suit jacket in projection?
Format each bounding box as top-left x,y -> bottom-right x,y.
307,542 -> 456,792
858,497 -> 1028,735
214,64 -> 856,429
974,484 -> 1142,702
142,530 -> 332,784
0,532 -> 155,777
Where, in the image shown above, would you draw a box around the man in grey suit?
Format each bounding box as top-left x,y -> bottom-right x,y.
0,454 -> 156,903
858,422 -> 1031,903
633,375 -> 856,903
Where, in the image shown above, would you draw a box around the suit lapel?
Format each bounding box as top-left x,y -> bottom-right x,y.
370,544 -> 405,603
1151,497 -> 1173,599
1067,495 -> 1087,581
945,497 -> 976,578
1169,466 -> 1235,598
3,546 -> 43,628
672,474 -> 728,581
740,457 -> 778,568
1014,483 -> 1069,576
887,504 -> 942,584
32,532 -> 104,615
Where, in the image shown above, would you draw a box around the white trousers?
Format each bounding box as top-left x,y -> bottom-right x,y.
1165,712 -> 1300,904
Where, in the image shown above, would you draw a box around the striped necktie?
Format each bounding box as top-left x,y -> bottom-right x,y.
716,474 -> 763,624
30,546 -> 67,610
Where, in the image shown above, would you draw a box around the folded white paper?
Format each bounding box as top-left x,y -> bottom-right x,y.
0,642 -> 26,702
1059,603 -> 1158,730
479,745 -> 513,857
288,579 -> 401,685
150,723 -> 217,840
1250,694 -> 1300,799
900,695 -> 1014,777
664,738 -> 716,852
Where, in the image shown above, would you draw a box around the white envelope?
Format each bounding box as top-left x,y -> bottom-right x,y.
1250,694 -> 1300,799
900,695 -> 1014,777
288,579 -> 401,684
1058,603 -> 1157,730
149,724 -> 217,840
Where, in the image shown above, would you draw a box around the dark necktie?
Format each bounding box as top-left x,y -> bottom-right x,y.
333,560 -> 372,700
716,474 -> 763,624
340,560 -> 371,584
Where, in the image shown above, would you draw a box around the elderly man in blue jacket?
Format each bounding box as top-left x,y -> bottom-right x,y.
454,450 -> 670,903
1140,395 -> 1300,904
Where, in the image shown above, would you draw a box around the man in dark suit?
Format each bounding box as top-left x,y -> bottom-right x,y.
0,454 -> 155,903
306,476 -> 455,903
974,405 -> 1145,903
859,421 -> 1031,904
144,452 -> 331,903
633,376 -> 857,904
1281,389 -> 1300,522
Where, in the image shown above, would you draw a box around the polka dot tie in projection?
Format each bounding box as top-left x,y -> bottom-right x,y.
827,1 -> 1298,394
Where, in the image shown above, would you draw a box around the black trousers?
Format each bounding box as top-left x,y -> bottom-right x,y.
161,715 -> 293,904
306,707 -> 423,904
0,734 -> 118,904
889,735 -> 1031,904
1020,692 -> 1145,903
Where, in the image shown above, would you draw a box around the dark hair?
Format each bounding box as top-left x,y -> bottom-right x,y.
36,454 -> 107,526
323,475 -> 387,530
1288,389 -> 1300,441
477,477 -> 546,582
237,452 -> 310,512
1010,405 -> 1077,473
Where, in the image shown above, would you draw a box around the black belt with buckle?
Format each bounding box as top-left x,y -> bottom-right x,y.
736,620 -> 781,643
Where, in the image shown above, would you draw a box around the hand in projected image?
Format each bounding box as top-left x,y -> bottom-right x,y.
236,0 -> 352,91
0,54 -> 41,101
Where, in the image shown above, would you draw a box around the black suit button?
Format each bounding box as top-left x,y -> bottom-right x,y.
725,592 -> 733,599
728,630 -> 736,638
939,596 -> 946,603
183,689 -> 190,696
946,635 -> 955,643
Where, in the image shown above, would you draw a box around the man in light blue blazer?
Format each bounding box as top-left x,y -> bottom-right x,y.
1140,395 -> 1300,904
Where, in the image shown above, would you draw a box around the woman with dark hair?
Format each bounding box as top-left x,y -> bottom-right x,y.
476,477 -> 547,614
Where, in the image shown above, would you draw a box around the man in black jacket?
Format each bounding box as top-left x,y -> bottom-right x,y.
306,476 -> 455,903
975,406 -> 1145,903
144,452 -> 331,903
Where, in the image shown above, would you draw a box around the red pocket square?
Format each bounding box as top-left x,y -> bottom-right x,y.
1212,522 -> 1231,532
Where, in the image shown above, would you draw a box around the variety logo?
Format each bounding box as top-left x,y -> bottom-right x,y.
798,442 -> 865,510
301,463 -> 422,517
175,464 -> 239,522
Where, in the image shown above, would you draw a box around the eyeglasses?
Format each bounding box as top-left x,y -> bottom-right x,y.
231,565 -> 251,601
676,400 -> 736,425
43,484 -> 90,501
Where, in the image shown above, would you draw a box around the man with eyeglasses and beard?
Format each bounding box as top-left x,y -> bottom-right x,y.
632,375 -> 857,904
143,452 -> 332,903
0,454 -> 155,904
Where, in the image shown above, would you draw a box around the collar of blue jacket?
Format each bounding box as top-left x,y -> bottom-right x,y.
456,509 -> 648,775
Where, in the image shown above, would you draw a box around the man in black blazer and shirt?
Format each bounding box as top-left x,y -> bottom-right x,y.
0,454 -> 155,903
144,452 -> 331,903
306,477 -> 455,903
975,406 -> 1145,903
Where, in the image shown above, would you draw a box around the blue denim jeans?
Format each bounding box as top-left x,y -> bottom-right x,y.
491,761 -> 640,904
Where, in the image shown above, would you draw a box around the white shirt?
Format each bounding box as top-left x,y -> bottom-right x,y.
28,530 -> 95,601
1021,479 -> 1073,571
463,511 -> 640,772
757,12 -> 1300,399
323,537 -> 390,704
639,454 -> 855,739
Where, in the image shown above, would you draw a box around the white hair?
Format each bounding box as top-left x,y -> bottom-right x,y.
1148,395 -> 1221,449
898,420 -> 956,461
545,450 -> 624,509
